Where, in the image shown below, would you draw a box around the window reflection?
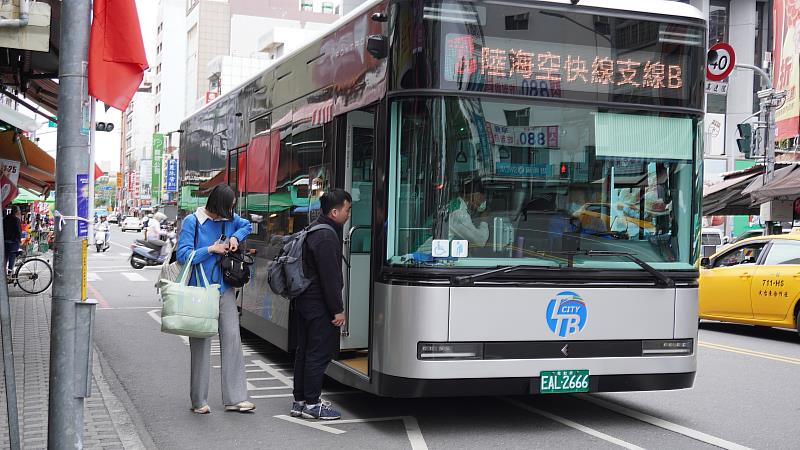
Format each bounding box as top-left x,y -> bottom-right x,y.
388,96 -> 699,269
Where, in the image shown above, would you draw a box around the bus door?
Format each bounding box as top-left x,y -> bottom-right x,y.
341,109 -> 374,354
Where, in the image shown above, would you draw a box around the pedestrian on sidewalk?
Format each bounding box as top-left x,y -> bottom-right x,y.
291,189 -> 351,420
176,184 -> 256,414
4,205 -> 22,275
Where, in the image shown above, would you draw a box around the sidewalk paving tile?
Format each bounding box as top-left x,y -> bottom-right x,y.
0,285 -> 145,449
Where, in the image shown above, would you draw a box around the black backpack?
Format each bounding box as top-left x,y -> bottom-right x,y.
220,248 -> 254,288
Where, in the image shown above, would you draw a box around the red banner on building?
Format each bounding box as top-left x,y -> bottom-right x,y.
774,0 -> 800,140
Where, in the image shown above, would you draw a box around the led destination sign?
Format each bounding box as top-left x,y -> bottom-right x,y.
444,34 -> 692,101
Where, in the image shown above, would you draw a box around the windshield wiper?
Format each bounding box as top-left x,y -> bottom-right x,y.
567,250 -> 675,288
451,251 -> 674,288
452,265 -> 555,286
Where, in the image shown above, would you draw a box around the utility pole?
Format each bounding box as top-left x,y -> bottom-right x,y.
735,64 -> 786,181
735,63 -> 787,235
49,0 -> 97,448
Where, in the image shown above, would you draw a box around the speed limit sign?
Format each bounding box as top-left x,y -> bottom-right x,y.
707,42 -> 736,82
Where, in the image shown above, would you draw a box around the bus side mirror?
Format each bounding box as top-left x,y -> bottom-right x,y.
367,35 -> 388,59
700,257 -> 710,268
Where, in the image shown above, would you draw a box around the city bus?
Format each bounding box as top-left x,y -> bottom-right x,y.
178,0 -> 706,396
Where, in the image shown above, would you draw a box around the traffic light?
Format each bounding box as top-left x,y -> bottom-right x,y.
736,123 -> 752,158
95,122 -> 115,132
559,163 -> 569,178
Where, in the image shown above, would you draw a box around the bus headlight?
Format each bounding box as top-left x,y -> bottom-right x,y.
641,339 -> 694,356
418,342 -> 484,360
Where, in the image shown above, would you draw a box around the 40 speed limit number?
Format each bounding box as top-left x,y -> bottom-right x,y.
707,42 -> 735,82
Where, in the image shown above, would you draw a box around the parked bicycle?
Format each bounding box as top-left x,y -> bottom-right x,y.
6,250 -> 53,294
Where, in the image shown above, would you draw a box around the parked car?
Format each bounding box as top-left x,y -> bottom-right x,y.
699,234 -> 800,335
121,216 -> 143,232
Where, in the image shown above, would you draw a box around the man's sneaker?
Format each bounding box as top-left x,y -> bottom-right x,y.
301,401 -> 341,420
290,401 -> 305,417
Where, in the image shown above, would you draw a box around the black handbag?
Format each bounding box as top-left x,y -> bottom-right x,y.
220,248 -> 254,288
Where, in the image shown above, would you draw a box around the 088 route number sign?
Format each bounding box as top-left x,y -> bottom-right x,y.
707,42 -> 736,82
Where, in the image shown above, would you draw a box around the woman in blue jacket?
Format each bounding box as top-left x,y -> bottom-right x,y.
177,184 -> 254,414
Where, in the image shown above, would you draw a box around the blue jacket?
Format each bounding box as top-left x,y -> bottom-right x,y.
177,208 -> 252,293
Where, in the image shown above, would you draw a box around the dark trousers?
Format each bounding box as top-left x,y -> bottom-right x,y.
4,241 -> 19,273
293,298 -> 339,404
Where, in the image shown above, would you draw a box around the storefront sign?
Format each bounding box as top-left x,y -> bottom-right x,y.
152,133 -> 164,203
165,159 -> 178,192
775,0 -> 800,139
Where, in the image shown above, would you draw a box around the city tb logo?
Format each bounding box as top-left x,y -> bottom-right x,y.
546,291 -> 588,337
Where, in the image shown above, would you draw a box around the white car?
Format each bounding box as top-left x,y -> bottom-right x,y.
121,217 -> 143,232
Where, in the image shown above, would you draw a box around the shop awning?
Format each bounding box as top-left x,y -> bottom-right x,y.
702,167 -> 764,216
743,164 -> 800,205
0,103 -> 41,133
0,130 -> 55,194
12,187 -> 45,204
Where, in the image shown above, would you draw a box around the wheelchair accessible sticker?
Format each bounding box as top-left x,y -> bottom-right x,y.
546,291 -> 588,337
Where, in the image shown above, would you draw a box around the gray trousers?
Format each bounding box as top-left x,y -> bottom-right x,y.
189,289 -> 247,408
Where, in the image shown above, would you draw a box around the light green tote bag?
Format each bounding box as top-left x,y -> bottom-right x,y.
159,251 -> 220,338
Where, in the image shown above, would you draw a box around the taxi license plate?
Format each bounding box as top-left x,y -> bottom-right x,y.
540,370 -> 590,394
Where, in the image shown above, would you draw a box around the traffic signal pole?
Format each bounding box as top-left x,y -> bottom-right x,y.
735,63 -> 785,182
49,0 -> 96,448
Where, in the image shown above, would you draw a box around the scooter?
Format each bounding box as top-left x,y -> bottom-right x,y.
130,229 -> 176,269
95,223 -> 110,253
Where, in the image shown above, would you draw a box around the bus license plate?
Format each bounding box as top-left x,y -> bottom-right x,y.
540,370 -> 590,394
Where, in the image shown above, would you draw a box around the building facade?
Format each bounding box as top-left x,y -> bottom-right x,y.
121,73 -> 156,213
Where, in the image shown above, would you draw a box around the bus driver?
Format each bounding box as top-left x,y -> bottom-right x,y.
449,180 -> 490,246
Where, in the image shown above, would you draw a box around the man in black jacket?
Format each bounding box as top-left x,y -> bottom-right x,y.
292,189 -> 351,420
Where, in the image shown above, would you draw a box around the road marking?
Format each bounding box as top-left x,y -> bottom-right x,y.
699,341 -> 800,365
147,309 -> 189,345
275,415 -> 346,434
576,395 -> 753,450
86,283 -> 111,308
252,359 -> 295,388
87,272 -> 101,282
117,252 -> 128,257
503,398 -> 644,450
97,306 -> 157,310
274,415 -> 429,449
121,272 -> 147,282
250,391 -> 359,399
110,241 -> 133,251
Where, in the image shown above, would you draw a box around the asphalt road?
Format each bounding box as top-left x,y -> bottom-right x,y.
90,228 -> 798,450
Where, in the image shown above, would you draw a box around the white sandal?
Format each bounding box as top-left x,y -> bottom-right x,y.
191,405 -> 211,414
225,401 -> 256,412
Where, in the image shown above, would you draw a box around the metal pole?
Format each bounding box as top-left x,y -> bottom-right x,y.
88,100 -> 96,244
86,98 -> 99,246
0,210 -> 21,450
735,63 -> 776,182
49,0 -> 91,447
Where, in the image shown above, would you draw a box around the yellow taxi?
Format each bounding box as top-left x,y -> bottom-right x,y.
699,234 -> 800,334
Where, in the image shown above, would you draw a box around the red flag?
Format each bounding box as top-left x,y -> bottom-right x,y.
88,0 -> 149,111
94,164 -> 104,180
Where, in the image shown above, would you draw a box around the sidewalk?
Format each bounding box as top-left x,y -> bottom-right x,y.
0,285 -> 147,449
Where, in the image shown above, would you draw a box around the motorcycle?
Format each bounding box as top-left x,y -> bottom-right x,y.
130,227 -> 176,269
95,223 -> 110,253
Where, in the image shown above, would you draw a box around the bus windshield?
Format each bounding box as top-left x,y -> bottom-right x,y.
386,96 -> 702,270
